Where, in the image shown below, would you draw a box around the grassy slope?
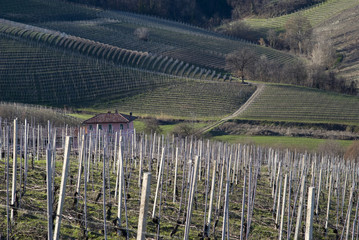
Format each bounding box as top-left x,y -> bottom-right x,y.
0,36 -> 173,106
0,0 -> 99,23
80,82 -> 256,120
240,0 -> 359,33
212,135 -> 353,151
0,0 -> 297,73
238,84 -> 359,125
313,5 -> 359,84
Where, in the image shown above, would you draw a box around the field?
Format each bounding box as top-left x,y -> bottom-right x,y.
82,82 -> 256,120
0,121 -> 358,239
239,0 -> 359,33
0,0 -> 297,76
313,5 -> 359,85
212,135 -> 354,151
238,84 -> 359,125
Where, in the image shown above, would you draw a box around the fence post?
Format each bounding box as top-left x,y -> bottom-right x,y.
53,136 -> 72,240
305,187 -> 315,240
184,156 -> 199,240
137,172 -> 152,240
11,118 -> 18,222
46,149 -> 53,240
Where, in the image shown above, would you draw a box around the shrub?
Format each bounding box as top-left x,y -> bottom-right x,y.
134,27 -> 149,41
172,123 -> 194,137
143,118 -> 161,134
344,141 -> 359,161
317,140 -> 344,157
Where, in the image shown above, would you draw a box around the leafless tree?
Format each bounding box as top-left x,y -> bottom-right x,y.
225,48 -> 257,83
134,27 -> 149,41
284,14 -> 312,54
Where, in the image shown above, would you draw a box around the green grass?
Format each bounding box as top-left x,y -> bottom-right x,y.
211,134 -> 353,151
238,84 -> 359,126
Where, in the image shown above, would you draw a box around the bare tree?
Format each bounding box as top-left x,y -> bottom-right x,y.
284,14 -> 312,54
310,37 -> 336,69
225,48 -> 257,83
134,27 -> 150,41
267,29 -> 278,48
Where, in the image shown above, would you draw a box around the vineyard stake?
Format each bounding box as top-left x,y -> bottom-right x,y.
294,173 -> 306,240
305,187 -> 315,240
279,174 -> 288,239
10,118 -> 17,222
137,172 -> 152,240
184,156 -> 199,240
53,136 -> 72,240
46,149 -> 53,240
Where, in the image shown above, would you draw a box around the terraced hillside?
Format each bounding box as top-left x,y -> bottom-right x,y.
0,35 -> 256,119
0,36 -> 172,105
87,82 -> 256,120
0,0 -> 99,23
0,19 -> 220,80
233,0 -> 359,34
313,5 -> 359,85
238,84 -> 359,125
0,0 -> 297,74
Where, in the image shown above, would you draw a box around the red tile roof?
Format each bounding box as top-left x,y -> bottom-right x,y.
82,112 -> 137,124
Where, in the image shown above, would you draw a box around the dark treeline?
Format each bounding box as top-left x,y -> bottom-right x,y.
66,0 -> 324,27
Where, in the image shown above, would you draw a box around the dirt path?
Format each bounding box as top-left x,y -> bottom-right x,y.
196,83 -> 265,134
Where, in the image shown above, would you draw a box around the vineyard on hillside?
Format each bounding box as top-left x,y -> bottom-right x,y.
241,0 -> 359,33
0,120 -> 358,239
0,36 -> 172,105
88,82 -> 256,120
238,84 -> 359,125
0,0 -> 297,75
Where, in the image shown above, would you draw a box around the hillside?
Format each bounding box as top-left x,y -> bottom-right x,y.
313,5 -> 359,84
83,82 -> 256,120
237,0 -> 359,34
0,36 -> 173,106
237,84 -> 359,125
0,0 -> 297,74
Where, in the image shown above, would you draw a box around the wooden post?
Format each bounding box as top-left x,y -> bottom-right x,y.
103,147 -> 107,240
46,149 -> 53,240
294,173 -> 306,240
152,147 -> 165,219
76,134 -> 85,195
316,168 -> 323,215
305,187 -> 315,240
83,137 -> 88,237
325,173 -> 332,233
6,126 -> 11,239
173,147 -> 179,203
206,158 -> 217,236
138,136 -> 143,188
345,187 -> 354,240
240,171 -> 247,240
275,173 -> 283,226
10,118 -> 18,222
115,136 -> 122,201
184,156 -> 199,240
117,136 -> 124,228
137,172 -> 152,240
53,136 -> 72,240
279,174 -> 288,239
24,119 -> 28,190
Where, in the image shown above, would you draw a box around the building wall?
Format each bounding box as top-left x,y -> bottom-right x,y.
84,122 -> 134,134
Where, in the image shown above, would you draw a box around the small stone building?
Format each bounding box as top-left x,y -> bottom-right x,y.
82,111 -> 136,134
